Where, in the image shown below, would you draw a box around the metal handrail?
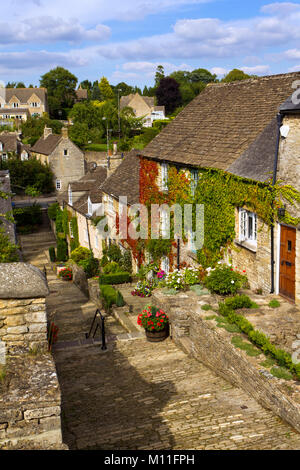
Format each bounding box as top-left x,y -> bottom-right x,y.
86,309 -> 107,350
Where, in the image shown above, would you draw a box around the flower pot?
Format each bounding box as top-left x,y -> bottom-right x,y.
145,326 -> 169,343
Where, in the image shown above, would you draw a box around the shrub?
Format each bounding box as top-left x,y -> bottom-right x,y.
268,299 -> 280,308
13,204 -> 42,227
49,246 -> 56,262
100,255 -> 109,267
99,272 -> 131,285
204,265 -> 247,295
120,250 -> 132,273
70,246 -> 91,263
78,256 -> 99,279
47,202 -> 59,221
116,290 -> 125,307
103,261 -> 121,274
0,227 -> 19,262
56,238 -> 68,262
55,208 -> 63,233
224,294 -> 255,310
106,243 -> 122,263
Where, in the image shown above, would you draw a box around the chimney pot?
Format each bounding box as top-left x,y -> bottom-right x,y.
44,127 -> 52,139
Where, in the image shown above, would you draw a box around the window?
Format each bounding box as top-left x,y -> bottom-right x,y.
69,222 -> 74,238
68,186 -> 72,206
88,198 -> 93,216
21,151 -> 28,161
190,169 -> 199,196
239,208 -> 257,247
31,102 -> 39,107
12,102 -> 19,108
2,153 -> 7,161
56,179 -> 61,190
64,149 -> 68,156
187,229 -> 196,253
84,229 -> 89,243
161,163 -> 168,191
161,209 -> 169,238
108,196 -> 114,213
161,256 -> 170,274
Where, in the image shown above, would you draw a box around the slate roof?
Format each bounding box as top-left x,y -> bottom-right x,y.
227,117 -> 278,183
141,72 -> 300,172
100,149 -> 140,206
31,134 -> 62,155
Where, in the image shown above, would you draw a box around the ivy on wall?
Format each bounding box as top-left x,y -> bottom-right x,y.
138,158 -> 300,269
70,216 -> 79,252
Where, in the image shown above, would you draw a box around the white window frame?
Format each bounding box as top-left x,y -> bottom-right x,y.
161,256 -> 170,274
239,208 -> 257,247
190,169 -> 199,196
161,163 -> 168,191
68,186 -> 72,206
107,196 -> 114,213
56,179 -> 61,190
84,229 -> 89,243
88,198 -> 93,216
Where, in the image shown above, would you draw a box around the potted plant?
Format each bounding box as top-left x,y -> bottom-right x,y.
58,267 -> 73,281
137,306 -> 169,342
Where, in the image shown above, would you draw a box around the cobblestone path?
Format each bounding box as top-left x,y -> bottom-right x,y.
54,338 -> 300,450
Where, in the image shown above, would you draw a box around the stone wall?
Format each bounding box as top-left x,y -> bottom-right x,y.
50,137 -> 85,194
70,262 -> 89,298
152,290 -> 300,433
0,263 -> 49,354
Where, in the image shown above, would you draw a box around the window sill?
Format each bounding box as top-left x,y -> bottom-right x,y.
234,239 -> 257,253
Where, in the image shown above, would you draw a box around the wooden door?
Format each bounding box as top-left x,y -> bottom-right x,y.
279,225 -> 296,301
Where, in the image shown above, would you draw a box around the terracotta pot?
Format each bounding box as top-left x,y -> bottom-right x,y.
145,326 -> 169,343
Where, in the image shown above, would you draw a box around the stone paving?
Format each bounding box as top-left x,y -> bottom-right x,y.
54,337 -> 300,450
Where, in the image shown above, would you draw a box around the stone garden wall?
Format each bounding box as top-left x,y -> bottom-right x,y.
0,263 -> 65,450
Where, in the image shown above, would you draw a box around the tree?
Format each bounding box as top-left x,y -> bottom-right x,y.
40,67 -> 78,116
156,77 -> 182,114
21,115 -> 63,146
155,65 -> 165,87
1,158 -> 54,194
16,82 -> 26,88
114,82 -> 134,98
98,77 -> 114,101
6,82 -> 16,88
189,68 -> 217,84
222,69 -> 252,83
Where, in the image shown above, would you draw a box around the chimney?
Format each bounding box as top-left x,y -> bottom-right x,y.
61,127 -> 68,139
44,127 -> 52,139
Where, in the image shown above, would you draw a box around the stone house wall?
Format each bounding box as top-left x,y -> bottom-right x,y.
49,138 -> 85,194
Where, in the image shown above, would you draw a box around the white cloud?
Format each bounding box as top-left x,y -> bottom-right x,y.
0,17 -> 110,45
240,65 -> 271,75
210,67 -> 228,77
261,2 -> 300,16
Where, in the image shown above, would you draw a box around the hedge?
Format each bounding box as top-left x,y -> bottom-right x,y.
218,295 -> 300,380
99,272 -> 131,285
56,237 -> 68,262
100,285 -> 125,311
49,246 -> 56,262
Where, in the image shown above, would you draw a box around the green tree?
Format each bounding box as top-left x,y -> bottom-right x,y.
1,158 -> 54,194
155,65 -> 165,87
40,66 -> 78,116
98,77 -> 114,101
222,69 -> 252,83
16,82 -> 26,88
156,77 -> 182,114
21,115 -> 63,146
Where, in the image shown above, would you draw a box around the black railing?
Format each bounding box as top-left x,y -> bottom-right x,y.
86,309 -> 107,350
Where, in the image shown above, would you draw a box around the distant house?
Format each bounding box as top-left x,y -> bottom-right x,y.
120,93 -> 167,127
31,127 -> 85,195
0,170 -> 16,244
0,133 -> 31,162
63,165 -> 108,258
0,88 -> 48,122
75,85 -> 88,103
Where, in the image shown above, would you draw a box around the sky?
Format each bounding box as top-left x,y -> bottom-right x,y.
1,0 -> 300,88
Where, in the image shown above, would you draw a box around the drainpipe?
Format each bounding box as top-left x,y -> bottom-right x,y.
177,239 -> 180,270
270,113 -> 283,293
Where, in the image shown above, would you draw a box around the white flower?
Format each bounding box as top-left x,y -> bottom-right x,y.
231,280 -> 235,284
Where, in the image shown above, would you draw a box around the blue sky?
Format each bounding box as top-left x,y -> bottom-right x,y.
1,0 -> 300,88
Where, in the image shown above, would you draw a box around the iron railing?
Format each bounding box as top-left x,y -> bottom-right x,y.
86,309 -> 107,350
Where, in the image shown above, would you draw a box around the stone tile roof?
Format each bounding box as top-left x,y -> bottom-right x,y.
75,88 -> 88,100
100,149 -> 140,206
0,134 -> 18,152
141,72 -> 300,171
31,134 -> 62,155
68,166 -> 107,214
120,93 -> 154,110
227,117 -> 278,183
0,108 -> 30,115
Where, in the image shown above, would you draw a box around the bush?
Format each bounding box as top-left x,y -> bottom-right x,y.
0,227 -> 19,262
106,243 -> 122,263
269,299 -> 280,308
204,265 -> 247,295
78,256 -> 99,279
103,261 -> 121,274
100,285 -> 125,311
55,208 -> 63,233
99,272 -> 131,285
13,204 -> 42,227
224,294 -> 255,310
56,238 -> 68,262
100,255 -> 109,267
48,202 -> 59,221
49,246 -> 56,262
70,246 -> 91,263
120,250 -> 132,273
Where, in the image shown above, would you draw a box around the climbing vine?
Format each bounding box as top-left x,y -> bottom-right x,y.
70,216 -> 79,252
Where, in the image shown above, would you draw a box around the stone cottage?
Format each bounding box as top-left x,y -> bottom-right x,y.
136,72 -> 300,304
31,127 -> 85,195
